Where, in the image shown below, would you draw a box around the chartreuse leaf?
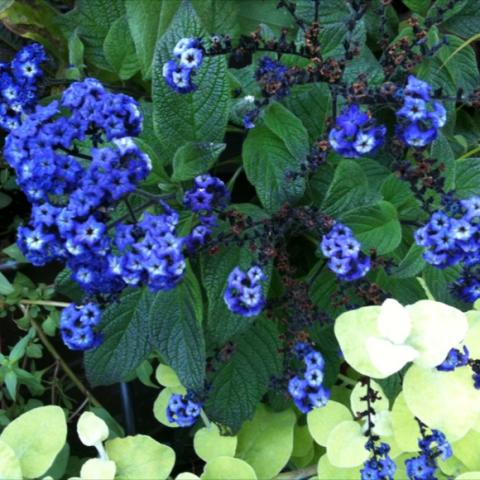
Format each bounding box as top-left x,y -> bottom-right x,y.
103,15 -> 140,80
307,401 -> 352,447
106,434 -> 175,480
243,102 -> 307,212
452,429 -> 480,470
457,473 -> 480,480
204,319 -> 282,431
85,270 -> 205,393
153,387 -> 186,429
0,440 -> 22,479
292,424 -> 314,458
391,392 -> 421,452
172,142 -> 226,182
125,0 -> 181,79
465,310 -> 480,357
317,454 -> 360,480
326,420 -> 370,468
193,424 -> 237,462
350,380 -> 388,416
176,474 -> 200,480
201,457 -> 257,480
236,404 -> 296,479
403,365 -> 480,440
155,364 -> 182,388
0,406 -> 67,479
152,0 -> 230,158
340,201 -> 402,255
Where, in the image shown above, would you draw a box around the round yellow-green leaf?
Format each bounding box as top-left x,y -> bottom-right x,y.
77,411 -> 109,446
350,380 -> 388,416
201,457 -> 257,480
175,473 -> 200,480
403,365 -> 480,440
438,455 -> 466,478
80,459 -> 116,480
465,310 -> 480,358
326,420 -> 369,468
0,405 -> 67,479
155,364 -> 182,388
335,306 -> 385,378
307,401 -> 352,447
236,405 -> 296,479
317,454 -> 359,479
193,424 -> 237,462
0,439 -> 22,479
106,434 -> 175,480
453,429 -> 480,470
456,473 -> 480,479
292,444 -> 315,468
153,387 -> 185,428
391,393 -> 421,452
292,424 -> 314,458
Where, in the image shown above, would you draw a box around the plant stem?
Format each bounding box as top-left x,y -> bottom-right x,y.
227,166 -> 244,190
338,373 -> 357,387
200,409 -> 212,429
30,318 -> 103,408
20,299 -> 71,308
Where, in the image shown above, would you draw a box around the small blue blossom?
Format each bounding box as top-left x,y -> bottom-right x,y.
328,105 -> 386,158
166,393 -> 202,427
183,174 -> 230,213
320,223 -> 371,281
436,346 -> 469,372
223,265 -> 266,317
60,303 -> 103,351
362,441 -> 396,480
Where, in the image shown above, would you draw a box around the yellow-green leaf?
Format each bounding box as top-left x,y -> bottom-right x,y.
193,424 -> 237,462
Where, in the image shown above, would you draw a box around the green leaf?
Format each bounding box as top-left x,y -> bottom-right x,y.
403,0 -> 431,15
321,160 -> 370,215
54,269 -> 84,303
342,46 -> 384,85
194,424 -> 237,463
155,364 -> 182,389
326,420 -> 370,468
125,0 -> 181,79
85,270 -> 205,392
243,102 -> 307,212
453,429 -> 480,470
237,0 -> 293,34
282,83 -> 332,140
391,392 -> 421,452
350,380 -> 388,416
106,434 -> 175,480
440,0 -> 480,37
307,401 -> 352,447
152,0 -> 230,158
431,133 -> 456,191
172,142 -> 226,182
423,264 -> 466,308
0,191 -> 11,209
192,0 -> 239,36
204,319 -> 282,432
0,439 -> 22,479
455,158 -> 480,198
340,201 -> 402,255
236,404 -> 296,479
4,371 -> 17,400
403,365 -> 480,440
0,271 -> 14,295
103,15 -> 140,80
201,456 -> 257,480
0,406 -> 67,479
153,387 -> 185,429
317,454 -> 360,480
391,243 -> 426,279
60,0 -> 125,70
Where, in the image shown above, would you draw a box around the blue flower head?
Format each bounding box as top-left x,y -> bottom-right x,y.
166,393 -> 202,427
60,303 -> 103,351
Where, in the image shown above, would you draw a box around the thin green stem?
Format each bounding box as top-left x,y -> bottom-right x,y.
338,373 -> 357,387
227,166 -> 244,190
20,299 -> 71,308
200,409 -> 212,429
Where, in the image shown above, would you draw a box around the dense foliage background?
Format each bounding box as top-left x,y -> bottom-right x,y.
1,0 -> 480,479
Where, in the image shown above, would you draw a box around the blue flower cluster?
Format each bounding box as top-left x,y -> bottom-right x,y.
436,346 -> 469,372
320,223 -> 371,281
414,197 -> 480,301
224,266 -> 266,317
396,76 -> 446,148
405,429 -> 452,480
0,43 -> 47,131
288,342 -> 330,414
184,174 -> 230,253
361,441 -> 396,480
166,393 -> 202,427
163,38 -> 203,93
328,105 -> 386,158
60,303 -> 103,351
6,79 -> 187,300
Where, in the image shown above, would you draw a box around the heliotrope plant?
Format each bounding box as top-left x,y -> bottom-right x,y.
2,0 -> 480,478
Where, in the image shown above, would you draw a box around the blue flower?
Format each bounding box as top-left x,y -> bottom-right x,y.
60,303 -> 103,351
166,393 -> 202,427
184,174 -> 230,213
436,346 -> 470,372
405,455 -> 436,480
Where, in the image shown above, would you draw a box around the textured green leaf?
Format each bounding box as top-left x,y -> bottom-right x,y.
237,0 -> 293,34
321,160 -> 371,215
205,319 -> 282,432
403,0 -> 431,15
60,0 -> 125,70
103,15 -> 140,80
236,405 -> 296,479
340,201 -> 402,255
85,271 -> 205,392
282,83 -> 332,140
423,264 -> 466,308
172,142 -> 226,181
455,158 -> 480,198
391,243 -> 426,279
192,0 -> 239,36
431,134 -> 456,191
152,0 -> 230,159
0,271 -> 14,295
343,46 -> 384,85
243,102 -> 307,212
125,0 -> 181,79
